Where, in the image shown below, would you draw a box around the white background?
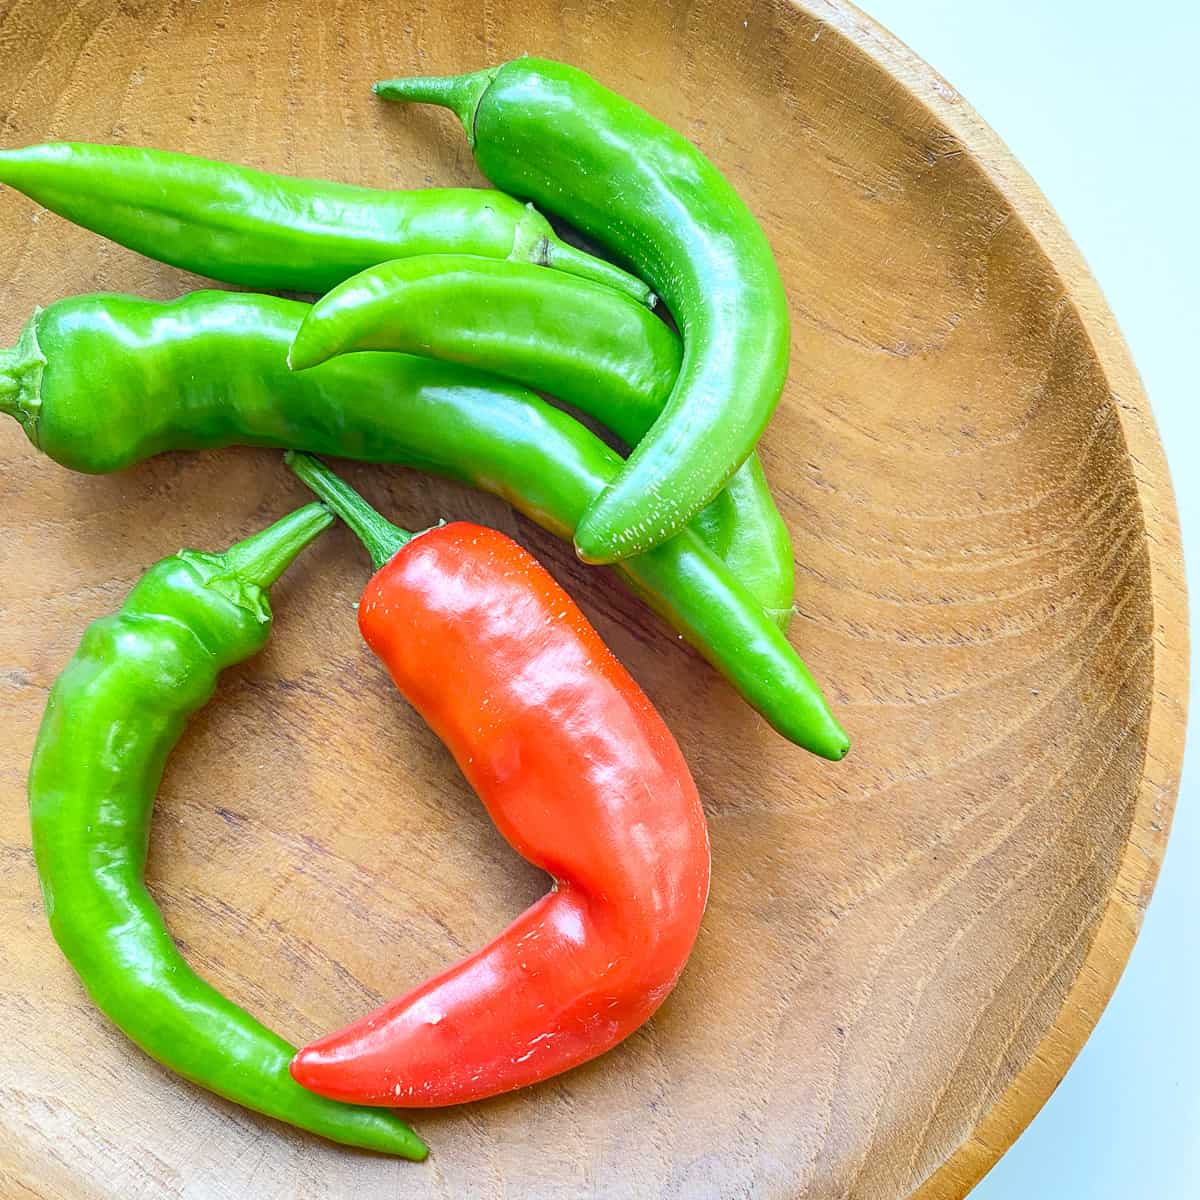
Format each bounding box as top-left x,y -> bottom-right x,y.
860,3 -> 1199,1196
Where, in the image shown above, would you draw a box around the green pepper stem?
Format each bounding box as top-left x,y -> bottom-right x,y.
284,451 -> 413,572
373,69 -> 498,145
0,347 -> 18,419
0,313 -> 45,436
542,237 -> 657,308
221,502 -> 334,589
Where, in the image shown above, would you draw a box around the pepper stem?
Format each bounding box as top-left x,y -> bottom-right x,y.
221,502 -> 334,589
542,236 -> 657,308
0,312 -> 45,437
0,346 -> 18,419
373,68 -> 498,146
285,452 -> 413,572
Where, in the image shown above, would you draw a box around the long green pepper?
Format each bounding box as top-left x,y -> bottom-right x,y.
0,291 -> 847,756
0,141 -> 652,303
289,253 -> 795,624
377,58 -> 792,563
27,503 -> 427,1158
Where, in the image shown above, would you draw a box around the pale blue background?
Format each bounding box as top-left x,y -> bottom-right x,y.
860,3 -> 1199,1197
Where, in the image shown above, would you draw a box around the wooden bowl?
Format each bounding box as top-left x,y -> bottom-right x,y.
0,2 -> 1186,1197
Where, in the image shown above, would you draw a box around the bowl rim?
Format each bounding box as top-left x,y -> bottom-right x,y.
797,2 -> 1189,1194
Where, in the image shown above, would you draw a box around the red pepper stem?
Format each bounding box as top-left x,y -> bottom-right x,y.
284,451 -> 412,571
220,502 -> 334,589
373,69 -> 498,146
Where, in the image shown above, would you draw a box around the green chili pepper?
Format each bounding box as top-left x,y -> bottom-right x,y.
288,253 -> 795,625
27,502 -> 427,1157
0,141 -> 652,304
0,291 -> 846,757
376,58 -> 791,564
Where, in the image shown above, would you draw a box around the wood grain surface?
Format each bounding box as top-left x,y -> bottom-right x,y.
0,1 -> 1187,1197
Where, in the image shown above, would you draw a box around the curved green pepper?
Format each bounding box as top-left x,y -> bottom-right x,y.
0,291 -> 846,757
28,502 -> 427,1157
289,253 -> 795,625
377,58 -> 791,563
0,140 -> 652,303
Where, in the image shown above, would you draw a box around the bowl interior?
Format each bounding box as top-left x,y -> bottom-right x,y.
0,2 -> 1175,1197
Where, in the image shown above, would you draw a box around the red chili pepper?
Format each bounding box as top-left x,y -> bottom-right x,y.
285,453 -> 710,1107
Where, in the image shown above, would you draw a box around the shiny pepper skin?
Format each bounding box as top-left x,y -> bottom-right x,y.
377,58 -> 792,563
285,455 -> 710,1106
0,141 -> 653,304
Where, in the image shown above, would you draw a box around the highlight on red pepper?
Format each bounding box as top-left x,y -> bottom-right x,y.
283,452 -> 711,1107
